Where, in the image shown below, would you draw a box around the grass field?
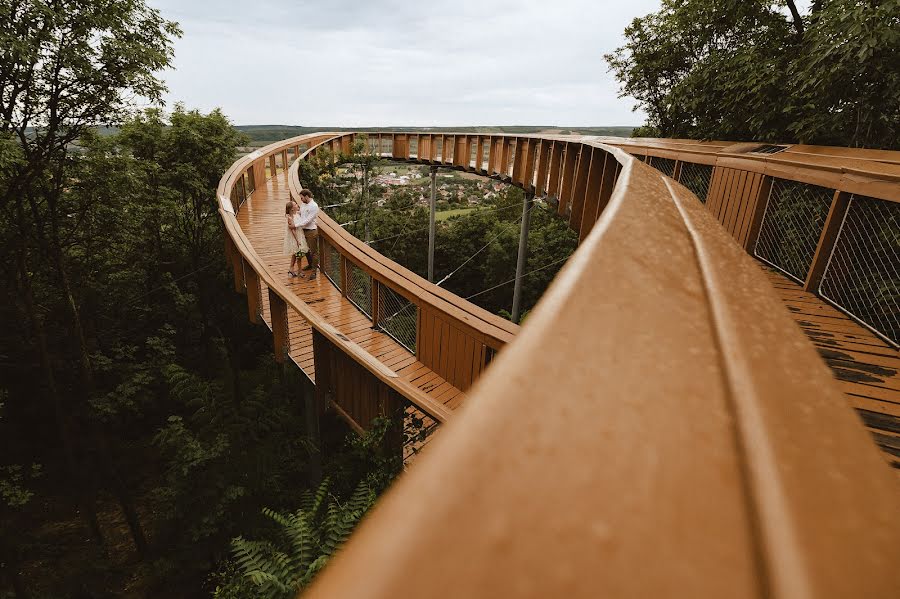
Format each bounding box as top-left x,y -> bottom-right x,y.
436,207 -> 478,221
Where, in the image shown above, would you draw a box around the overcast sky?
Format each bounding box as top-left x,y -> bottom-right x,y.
146,0 -> 661,127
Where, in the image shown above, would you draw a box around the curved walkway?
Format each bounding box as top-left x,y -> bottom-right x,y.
236,168 -> 465,417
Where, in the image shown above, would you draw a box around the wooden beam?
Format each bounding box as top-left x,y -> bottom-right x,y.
269,288 -> 290,362
244,261 -> 260,324
804,191 -> 852,292
743,175 -> 774,252
535,140 -> 552,195
558,143 -> 580,216
547,141 -> 564,200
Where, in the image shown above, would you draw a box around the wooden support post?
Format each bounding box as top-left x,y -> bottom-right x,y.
512,138 -> 525,184
535,140 -> 552,196
673,160 -> 683,182
244,263 -> 260,324
340,254 -> 349,297
269,154 -> 276,178
578,148 -> 604,241
371,279 -> 381,329
595,153 -> 618,222
523,138 -> 538,191
547,142 -> 564,201
269,289 -> 290,363
569,145 -> 592,230
281,149 -> 289,170
474,135 -> 484,172
488,137 -> 498,174
558,143 -> 579,216
231,243 -> 245,293
743,176 -> 774,252
311,330 -> 331,419
500,138 -> 511,179
303,379 -> 323,486
804,191 -> 852,292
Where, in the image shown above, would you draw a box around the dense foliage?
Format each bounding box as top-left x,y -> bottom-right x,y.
606,0 -> 900,148
316,149 -> 578,321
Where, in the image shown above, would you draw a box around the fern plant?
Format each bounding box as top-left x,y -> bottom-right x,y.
214,478 -> 375,598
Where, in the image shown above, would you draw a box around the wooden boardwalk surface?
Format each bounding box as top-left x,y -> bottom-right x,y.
763,267 -> 900,471
235,170 -> 465,418
237,170 -> 898,471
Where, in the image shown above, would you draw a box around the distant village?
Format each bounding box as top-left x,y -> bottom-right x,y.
341,165 -> 507,208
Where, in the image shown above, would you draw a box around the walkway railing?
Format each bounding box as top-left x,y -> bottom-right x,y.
612,138 -> 900,346
217,132 -> 900,599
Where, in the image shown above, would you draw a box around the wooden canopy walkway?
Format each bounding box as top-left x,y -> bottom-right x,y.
218,132 -> 900,599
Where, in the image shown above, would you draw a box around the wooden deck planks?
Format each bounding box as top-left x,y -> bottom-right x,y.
762,266 -> 900,471
235,170 -> 466,418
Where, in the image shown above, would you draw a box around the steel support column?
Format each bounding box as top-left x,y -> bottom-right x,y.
511,191 -> 534,323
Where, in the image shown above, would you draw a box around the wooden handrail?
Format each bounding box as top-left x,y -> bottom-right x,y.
297,138 -> 900,599
218,132 -> 899,597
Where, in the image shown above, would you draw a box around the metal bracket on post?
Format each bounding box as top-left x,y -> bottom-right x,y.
511,191 -> 534,323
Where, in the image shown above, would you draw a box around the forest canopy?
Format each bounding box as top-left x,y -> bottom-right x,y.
605,0 -> 900,148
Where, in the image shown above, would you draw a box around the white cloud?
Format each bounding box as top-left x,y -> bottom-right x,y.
147,0 -> 660,126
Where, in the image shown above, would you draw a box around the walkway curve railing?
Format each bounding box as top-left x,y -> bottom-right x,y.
217,132 -> 900,599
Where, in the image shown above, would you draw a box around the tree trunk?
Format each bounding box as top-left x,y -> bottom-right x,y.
786,0 -> 805,38
14,244 -> 106,549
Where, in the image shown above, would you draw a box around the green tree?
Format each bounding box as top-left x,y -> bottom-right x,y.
0,0 -> 181,555
606,0 -> 900,149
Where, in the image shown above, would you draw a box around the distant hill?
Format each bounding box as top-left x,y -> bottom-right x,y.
235,125 -> 636,145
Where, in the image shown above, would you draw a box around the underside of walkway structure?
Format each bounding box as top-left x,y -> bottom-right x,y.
219,133 -> 899,598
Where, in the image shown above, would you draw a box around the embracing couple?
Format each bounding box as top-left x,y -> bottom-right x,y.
283,189 -> 319,280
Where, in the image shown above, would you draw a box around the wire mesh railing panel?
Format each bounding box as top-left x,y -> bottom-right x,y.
377,284 -> 417,353
678,162 -> 713,203
322,240 -> 342,292
819,196 -> 900,345
754,179 -> 834,282
631,153 -> 646,163
409,136 -> 418,159
649,157 -> 676,177
346,262 -> 373,317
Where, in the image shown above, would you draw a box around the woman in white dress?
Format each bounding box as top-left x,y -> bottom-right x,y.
283,200 -> 309,277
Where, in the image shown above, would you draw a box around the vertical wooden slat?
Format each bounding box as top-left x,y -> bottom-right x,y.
743,176 -> 774,252
269,289 -> 289,363
723,170 -> 749,236
535,140 -> 551,195
474,135 -> 484,172
268,154 -> 276,178
488,137 -> 500,174
244,262 -> 260,324
340,254 -> 348,298
569,145 -> 593,232
578,148 -> 604,242
736,173 -> 764,246
512,138 -> 526,184
312,331 -> 331,416
547,142 -> 564,199
558,143 -> 580,217
595,153 -> 618,222
228,237 -> 244,293
524,139 -> 538,190
455,135 -> 467,168
499,138 -> 511,177
371,279 -> 381,329
804,191 -> 852,291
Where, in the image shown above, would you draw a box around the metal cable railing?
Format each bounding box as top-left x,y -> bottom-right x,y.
819,195 -> 900,346
678,162 -> 713,203
754,178 -> 834,282
377,284 -> 418,353
322,239 -> 343,291
649,156 -> 676,177
402,403 -> 441,464
346,262 -> 373,317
